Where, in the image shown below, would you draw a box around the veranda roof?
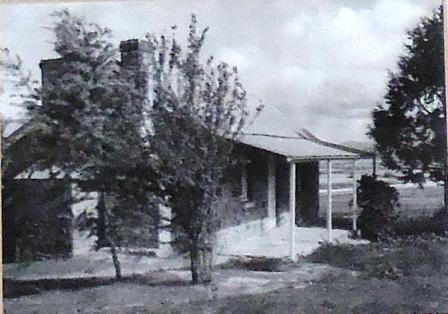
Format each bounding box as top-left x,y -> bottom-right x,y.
237,134 -> 373,162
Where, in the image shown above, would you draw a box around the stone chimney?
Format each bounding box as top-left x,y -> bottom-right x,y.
119,39 -> 151,95
39,58 -> 64,98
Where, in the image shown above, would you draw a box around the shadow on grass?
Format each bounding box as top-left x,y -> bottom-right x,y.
4,273 -> 191,299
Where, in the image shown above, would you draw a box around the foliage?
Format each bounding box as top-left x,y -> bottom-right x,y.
357,175 -> 399,241
32,10 -> 157,193
0,47 -> 40,111
368,7 -> 444,185
76,192 -> 160,249
0,47 -> 42,180
145,15 -> 254,283
50,14 -> 160,199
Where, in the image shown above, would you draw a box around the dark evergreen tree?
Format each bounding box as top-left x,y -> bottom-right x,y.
369,6 -> 446,210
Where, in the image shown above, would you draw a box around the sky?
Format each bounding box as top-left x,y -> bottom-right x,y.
0,0 -> 441,142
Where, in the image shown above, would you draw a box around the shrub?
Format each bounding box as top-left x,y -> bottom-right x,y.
431,209 -> 448,234
394,210 -> 448,237
220,257 -> 289,272
357,175 -> 399,241
307,243 -> 368,270
309,236 -> 448,279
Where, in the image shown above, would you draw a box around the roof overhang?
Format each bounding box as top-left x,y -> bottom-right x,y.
236,134 -> 375,162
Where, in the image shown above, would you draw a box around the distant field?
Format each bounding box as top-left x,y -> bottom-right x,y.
319,159 -> 400,190
319,185 -> 443,219
317,159 -> 443,219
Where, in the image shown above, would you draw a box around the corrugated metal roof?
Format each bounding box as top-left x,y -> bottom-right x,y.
237,134 -> 369,161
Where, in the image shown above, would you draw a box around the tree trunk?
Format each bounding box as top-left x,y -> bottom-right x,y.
443,0 -> 448,221
108,238 -> 122,280
441,160 -> 448,232
444,174 -> 448,213
96,192 -> 108,248
102,202 -> 122,280
190,241 -> 213,284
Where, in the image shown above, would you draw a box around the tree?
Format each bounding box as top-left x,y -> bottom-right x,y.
26,10 -> 161,279
145,16 -> 253,284
368,7 -> 446,209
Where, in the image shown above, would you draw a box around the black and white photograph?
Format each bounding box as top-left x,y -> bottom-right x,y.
1,0 -> 447,312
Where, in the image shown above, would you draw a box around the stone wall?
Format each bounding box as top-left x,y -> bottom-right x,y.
216,145 -> 280,230
3,179 -> 73,263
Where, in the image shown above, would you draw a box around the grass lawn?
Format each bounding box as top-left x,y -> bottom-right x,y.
159,236 -> 448,313
6,235 -> 448,313
159,237 -> 448,314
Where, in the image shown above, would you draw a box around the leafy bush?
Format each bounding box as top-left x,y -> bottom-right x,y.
357,175 -> 399,241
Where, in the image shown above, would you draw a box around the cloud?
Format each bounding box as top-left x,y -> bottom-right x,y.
0,0 -> 440,142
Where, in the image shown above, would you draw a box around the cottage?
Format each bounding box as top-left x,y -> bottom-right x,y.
2,38 -> 375,262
